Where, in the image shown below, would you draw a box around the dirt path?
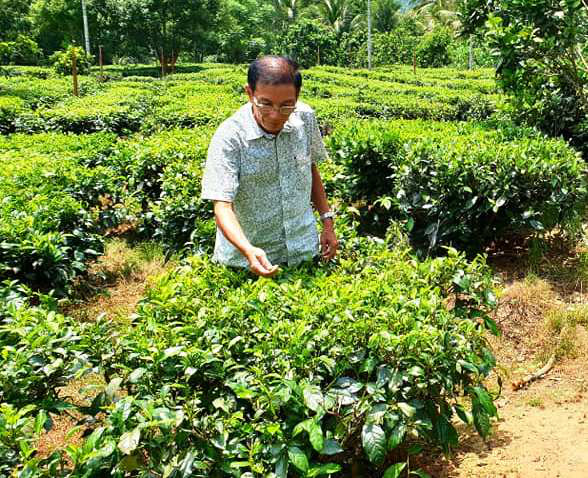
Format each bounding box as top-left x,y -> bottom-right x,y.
421,359 -> 588,477
420,275 -> 588,477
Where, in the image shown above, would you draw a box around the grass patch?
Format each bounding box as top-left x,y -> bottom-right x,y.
543,305 -> 588,360
65,238 -> 174,321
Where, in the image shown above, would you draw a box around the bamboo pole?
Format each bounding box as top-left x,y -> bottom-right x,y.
367,0 -> 372,70
72,48 -> 79,97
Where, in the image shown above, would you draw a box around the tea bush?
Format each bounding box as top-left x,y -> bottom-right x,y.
147,83 -> 244,131
28,83 -> 155,134
0,76 -> 97,109
60,236 -> 497,476
0,304 -> 94,406
50,46 -> 94,75
0,96 -> 25,133
0,136 -> 137,293
0,403 -> 48,475
328,120 -> 588,252
1,236 -> 497,476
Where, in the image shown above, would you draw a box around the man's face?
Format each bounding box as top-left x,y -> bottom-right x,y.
245,83 -> 298,135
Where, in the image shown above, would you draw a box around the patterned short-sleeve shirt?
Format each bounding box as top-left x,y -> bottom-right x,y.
201,101 -> 328,268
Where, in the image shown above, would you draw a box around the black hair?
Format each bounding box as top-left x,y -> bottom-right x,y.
247,55 -> 302,93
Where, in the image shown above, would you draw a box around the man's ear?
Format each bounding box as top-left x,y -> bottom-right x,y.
244,84 -> 254,101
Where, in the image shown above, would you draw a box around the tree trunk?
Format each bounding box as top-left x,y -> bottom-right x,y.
158,50 -> 179,74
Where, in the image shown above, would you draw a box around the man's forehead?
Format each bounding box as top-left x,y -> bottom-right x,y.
254,83 -> 297,101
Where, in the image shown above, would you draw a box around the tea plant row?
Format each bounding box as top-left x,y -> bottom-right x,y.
1,235 -> 499,477
1,64 -> 497,135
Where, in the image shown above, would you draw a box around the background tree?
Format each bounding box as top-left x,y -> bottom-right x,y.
373,0 -> 401,33
310,0 -> 363,36
412,0 -> 460,31
29,0 -> 83,55
278,18 -> 339,67
97,0 -> 220,71
0,0 -> 32,41
273,0 -> 300,25
213,0 -> 275,63
460,0 -> 588,155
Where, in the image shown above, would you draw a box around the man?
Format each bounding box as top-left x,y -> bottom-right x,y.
201,55 -> 337,277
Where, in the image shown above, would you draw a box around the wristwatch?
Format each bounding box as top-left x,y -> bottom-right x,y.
320,211 -> 335,222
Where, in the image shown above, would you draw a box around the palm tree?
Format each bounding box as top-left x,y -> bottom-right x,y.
317,0 -> 356,35
411,0 -> 460,31
373,0 -> 401,33
273,0 -> 300,23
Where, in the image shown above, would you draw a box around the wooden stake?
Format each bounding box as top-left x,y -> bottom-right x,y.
99,45 -> 104,80
413,51 -> 416,75
72,47 -> 79,97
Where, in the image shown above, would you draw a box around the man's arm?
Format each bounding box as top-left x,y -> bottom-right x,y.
310,163 -> 338,260
213,201 -> 279,277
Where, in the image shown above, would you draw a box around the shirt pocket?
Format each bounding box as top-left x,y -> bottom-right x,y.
239,143 -> 277,192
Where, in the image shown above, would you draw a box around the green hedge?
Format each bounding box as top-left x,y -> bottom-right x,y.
147,82 -> 243,131
1,236 -> 498,476
118,128 -> 215,251
0,96 -> 25,133
327,120 -> 588,252
0,133 -> 136,293
31,83 -> 154,134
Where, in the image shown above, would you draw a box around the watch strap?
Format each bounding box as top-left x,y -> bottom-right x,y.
320,211 -> 335,222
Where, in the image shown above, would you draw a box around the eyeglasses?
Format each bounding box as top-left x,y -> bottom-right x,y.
252,97 -> 296,116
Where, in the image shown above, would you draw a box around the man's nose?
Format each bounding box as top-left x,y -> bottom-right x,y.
267,108 -> 282,121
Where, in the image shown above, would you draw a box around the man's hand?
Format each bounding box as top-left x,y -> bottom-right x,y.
320,221 -> 338,261
245,247 -> 280,277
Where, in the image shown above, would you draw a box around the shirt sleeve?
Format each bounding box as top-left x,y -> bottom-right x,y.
201,125 -> 241,202
309,112 -> 328,164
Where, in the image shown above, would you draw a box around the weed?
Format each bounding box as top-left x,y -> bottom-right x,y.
527,397 -> 543,408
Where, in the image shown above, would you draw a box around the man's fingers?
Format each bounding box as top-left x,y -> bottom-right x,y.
248,249 -> 280,277
321,238 -> 338,261
257,251 -> 274,270
251,263 -> 279,278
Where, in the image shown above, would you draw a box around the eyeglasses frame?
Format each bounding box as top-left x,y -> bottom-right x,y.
252,96 -> 297,117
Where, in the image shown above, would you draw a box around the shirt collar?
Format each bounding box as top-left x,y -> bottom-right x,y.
244,102 -> 303,141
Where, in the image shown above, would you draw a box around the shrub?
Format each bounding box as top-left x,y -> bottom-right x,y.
0,403 -> 48,474
50,45 -> 94,75
45,236 -> 498,476
0,35 -> 42,66
148,140 -> 215,252
395,132 -> 588,252
328,120 -> 588,252
0,304 -> 94,405
0,136 -> 137,293
325,121 -> 404,200
0,96 -> 25,133
147,82 -> 242,131
416,28 -> 452,68
29,83 -> 154,134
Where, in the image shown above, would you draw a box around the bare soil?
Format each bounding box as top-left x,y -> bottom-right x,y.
418,249 -> 588,478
